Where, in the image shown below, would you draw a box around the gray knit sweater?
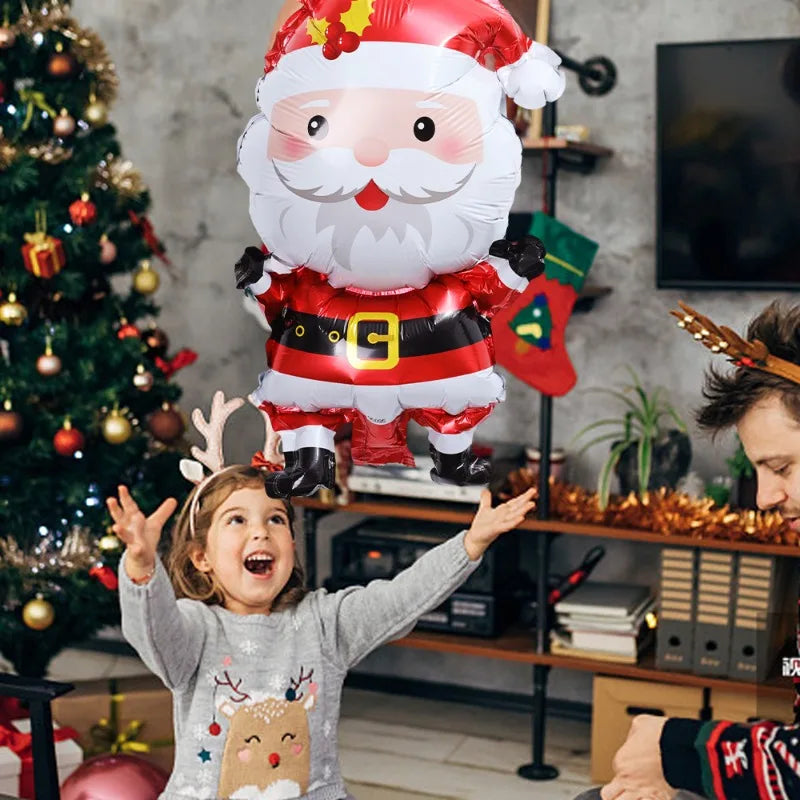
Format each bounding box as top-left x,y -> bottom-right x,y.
119,530 -> 480,800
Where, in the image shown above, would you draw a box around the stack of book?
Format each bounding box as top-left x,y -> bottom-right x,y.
550,582 -> 657,664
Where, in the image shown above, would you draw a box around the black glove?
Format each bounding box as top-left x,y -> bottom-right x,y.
489,235 -> 546,280
234,246 -> 269,290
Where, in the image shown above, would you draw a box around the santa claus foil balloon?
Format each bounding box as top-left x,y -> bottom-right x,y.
236,0 -> 565,497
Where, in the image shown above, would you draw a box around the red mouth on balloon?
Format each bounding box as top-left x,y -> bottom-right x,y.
354,180 -> 389,211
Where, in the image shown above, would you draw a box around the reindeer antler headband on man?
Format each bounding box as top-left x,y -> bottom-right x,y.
180,390 -> 283,537
670,301 -> 800,386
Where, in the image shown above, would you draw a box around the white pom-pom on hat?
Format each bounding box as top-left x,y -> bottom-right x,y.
497,42 -> 566,109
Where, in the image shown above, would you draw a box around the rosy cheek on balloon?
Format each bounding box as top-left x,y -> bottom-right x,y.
268,132 -> 314,161
291,743 -> 303,756
237,747 -> 252,763
436,135 -> 470,164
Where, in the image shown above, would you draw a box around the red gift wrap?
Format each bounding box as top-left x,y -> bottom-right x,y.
22,231 -> 66,279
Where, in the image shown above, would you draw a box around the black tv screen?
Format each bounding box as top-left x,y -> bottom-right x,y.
657,38 -> 800,289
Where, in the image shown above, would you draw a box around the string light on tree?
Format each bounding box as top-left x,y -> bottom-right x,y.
132,259 -> 160,294
0,399 -> 24,443
22,594 -> 55,630
102,406 -> 132,445
54,417 -> 85,457
0,291 -> 27,326
36,336 -> 62,376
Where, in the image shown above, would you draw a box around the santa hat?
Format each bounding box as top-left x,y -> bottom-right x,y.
258,0 -> 565,115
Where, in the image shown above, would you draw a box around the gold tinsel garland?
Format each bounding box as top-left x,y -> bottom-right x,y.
14,1 -> 119,105
0,526 -> 100,574
0,129 -> 74,169
500,468 -> 797,547
93,154 -> 146,199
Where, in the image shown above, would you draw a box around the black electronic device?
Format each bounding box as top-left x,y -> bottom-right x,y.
656,38 -> 800,290
326,517 -> 521,636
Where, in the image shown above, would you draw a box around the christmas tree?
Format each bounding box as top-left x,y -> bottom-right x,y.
0,0 -> 195,678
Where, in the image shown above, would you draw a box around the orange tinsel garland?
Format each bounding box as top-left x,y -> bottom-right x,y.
499,468 -> 796,547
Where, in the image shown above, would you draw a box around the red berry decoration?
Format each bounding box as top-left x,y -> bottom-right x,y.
325,21 -> 345,40
338,31 -> 359,53
208,722 -> 221,736
69,194 -> 97,226
54,418 -> 84,457
322,41 -> 341,60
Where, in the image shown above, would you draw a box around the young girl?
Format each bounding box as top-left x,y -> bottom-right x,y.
108,467 -> 535,800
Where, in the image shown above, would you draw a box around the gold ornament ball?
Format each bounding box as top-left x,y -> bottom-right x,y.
22,594 -> 55,631
85,99 -> 109,127
133,261 -> 160,295
0,27 -> 16,49
0,292 -> 27,326
53,109 -> 76,137
102,409 -> 132,445
99,533 -> 122,551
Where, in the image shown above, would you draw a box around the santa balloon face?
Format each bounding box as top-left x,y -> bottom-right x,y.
238,83 -> 523,291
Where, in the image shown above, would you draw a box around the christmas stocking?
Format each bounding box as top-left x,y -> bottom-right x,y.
492,213 -> 599,397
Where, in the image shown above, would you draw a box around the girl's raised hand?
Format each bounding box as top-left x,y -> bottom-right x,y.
106,486 -> 177,572
464,487 -> 535,561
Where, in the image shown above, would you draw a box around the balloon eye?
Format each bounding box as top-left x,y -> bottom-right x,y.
413,116 -> 435,142
307,115 -> 329,139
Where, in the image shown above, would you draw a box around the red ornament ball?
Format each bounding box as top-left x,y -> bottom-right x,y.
0,403 -> 24,443
338,32 -> 360,53
47,51 -> 79,79
99,235 -> 117,264
117,320 -> 140,340
69,194 -> 97,226
61,754 -> 168,800
54,420 -> 84,457
147,404 -> 185,444
208,722 -> 221,736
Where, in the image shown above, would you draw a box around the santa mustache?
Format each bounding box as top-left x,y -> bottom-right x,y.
272,147 -> 477,205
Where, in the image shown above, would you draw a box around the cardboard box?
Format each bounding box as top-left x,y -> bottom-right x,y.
51,675 -> 174,775
591,676 -> 704,784
0,719 -> 81,799
710,688 -> 795,725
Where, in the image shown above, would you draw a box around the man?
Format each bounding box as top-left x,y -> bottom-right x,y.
600,300 -> 800,800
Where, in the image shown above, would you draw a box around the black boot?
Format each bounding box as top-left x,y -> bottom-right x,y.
429,444 -> 492,486
264,447 -> 336,498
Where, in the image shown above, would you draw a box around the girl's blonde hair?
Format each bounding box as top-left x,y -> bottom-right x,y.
166,465 -> 308,611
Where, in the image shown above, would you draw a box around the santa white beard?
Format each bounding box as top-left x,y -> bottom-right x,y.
241,116 -> 522,291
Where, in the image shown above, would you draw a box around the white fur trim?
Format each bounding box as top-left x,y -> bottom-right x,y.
488,254 -> 528,292
256,42 -> 504,127
496,42 -> 566,109
427,429 -> 475,453
249,270 -> 272,296
251,367 -> 506,423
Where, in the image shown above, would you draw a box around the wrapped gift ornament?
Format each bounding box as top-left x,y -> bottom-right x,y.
22,209 -> 66,279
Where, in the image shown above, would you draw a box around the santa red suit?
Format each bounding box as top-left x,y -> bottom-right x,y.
250,257 -> 527,464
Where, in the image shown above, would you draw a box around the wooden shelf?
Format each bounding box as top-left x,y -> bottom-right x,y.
296,496 -> 800,557
521,137 -> 613,158
390,627 -> 794,699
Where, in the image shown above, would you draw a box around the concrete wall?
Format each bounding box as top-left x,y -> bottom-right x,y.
79,0 -> 800,704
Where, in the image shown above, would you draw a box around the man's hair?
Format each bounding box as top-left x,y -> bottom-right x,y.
166,465 -> 308,610
696,301 -> 800,435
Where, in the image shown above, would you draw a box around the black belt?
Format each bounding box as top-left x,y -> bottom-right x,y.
270,306 -> 491,358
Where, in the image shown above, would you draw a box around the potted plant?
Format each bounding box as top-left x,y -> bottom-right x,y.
574,368 -> 692,508
726,437 -> 756,509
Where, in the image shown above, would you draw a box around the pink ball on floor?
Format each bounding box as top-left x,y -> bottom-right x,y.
61,754 -> 168,800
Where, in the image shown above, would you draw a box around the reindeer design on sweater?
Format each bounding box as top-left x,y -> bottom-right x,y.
216,667 -> 318,800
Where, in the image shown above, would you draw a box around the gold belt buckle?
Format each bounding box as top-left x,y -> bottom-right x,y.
346,312 -> 400,370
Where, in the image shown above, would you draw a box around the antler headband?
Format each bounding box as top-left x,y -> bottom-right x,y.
669,301 -> 800,386
180,390 -> 284,537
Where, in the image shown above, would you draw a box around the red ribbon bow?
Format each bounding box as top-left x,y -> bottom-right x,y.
89,565 -> 119,591
155,348 -> 198,379
250,451 -> 283,472
0,708 -> 79,798
128,211 -> 171,265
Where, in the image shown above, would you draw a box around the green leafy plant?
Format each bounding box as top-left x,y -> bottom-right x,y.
726,437 -> 755,479
573,367 -> 688,508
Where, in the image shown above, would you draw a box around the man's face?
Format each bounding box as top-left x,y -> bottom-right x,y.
240,85 -> 521,290
736,392 -> 800,529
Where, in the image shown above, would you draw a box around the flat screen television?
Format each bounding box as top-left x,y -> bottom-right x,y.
656,38 -> 800,289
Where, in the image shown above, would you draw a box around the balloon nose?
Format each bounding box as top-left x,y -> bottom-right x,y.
269,752 -> 280,768
354,137 -> 389,167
